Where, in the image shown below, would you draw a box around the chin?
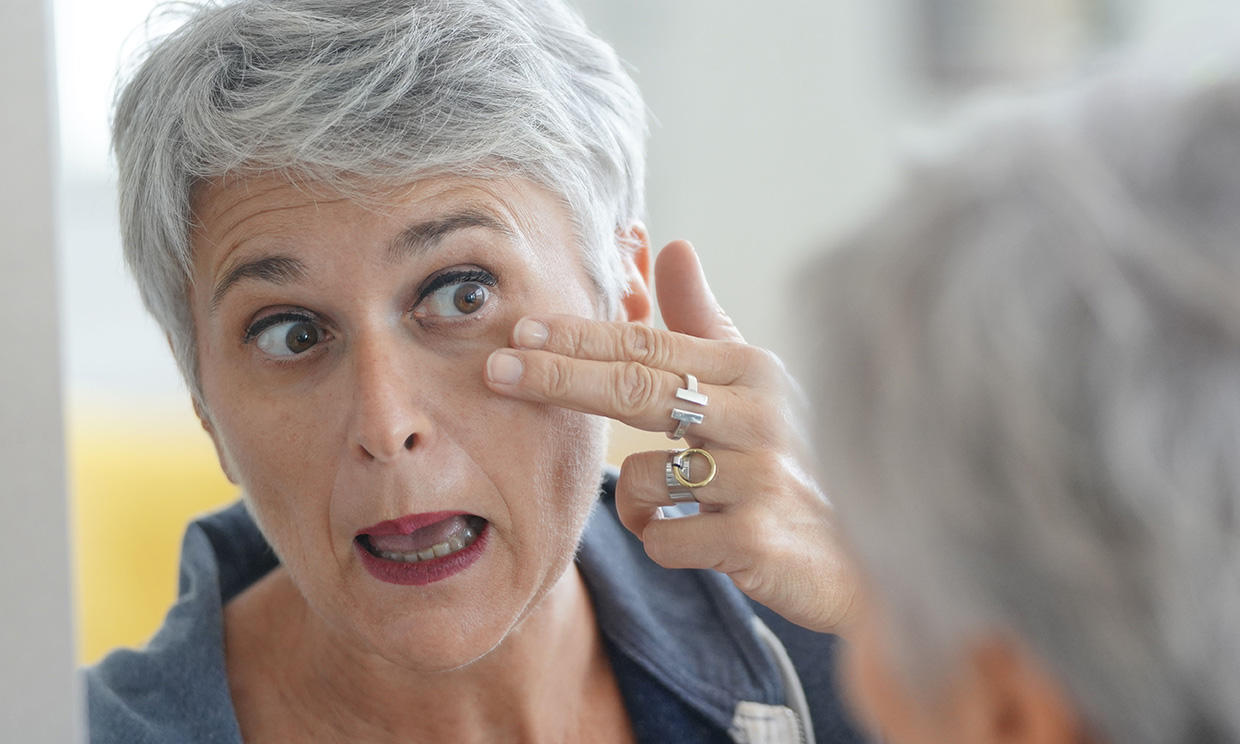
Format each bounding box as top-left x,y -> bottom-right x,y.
341,546 -> 580,675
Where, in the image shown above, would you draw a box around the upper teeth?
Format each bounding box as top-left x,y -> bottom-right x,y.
375,524 -> 478,563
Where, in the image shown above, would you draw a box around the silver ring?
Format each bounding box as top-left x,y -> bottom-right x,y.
667,373 -> 708,440
666,452 -> 696,503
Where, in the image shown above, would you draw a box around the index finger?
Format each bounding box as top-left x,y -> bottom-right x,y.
510,314 -> 764,388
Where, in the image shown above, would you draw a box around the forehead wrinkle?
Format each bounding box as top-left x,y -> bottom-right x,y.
210,201 -> 339,250
195,177 -> 304,235
387,210 -> 517,264
196,189 -> 345,314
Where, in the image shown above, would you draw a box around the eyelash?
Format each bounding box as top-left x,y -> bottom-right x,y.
242,311 -> 317,344
241,267 -> 499,344
413,268 -> 498,312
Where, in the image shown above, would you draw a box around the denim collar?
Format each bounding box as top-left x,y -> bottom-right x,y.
577,470 -> 786,732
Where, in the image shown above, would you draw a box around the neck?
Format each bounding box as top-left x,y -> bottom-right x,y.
226,564 -> 622,744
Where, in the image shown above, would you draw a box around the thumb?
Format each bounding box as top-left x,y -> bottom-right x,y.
654,240 -> 744,342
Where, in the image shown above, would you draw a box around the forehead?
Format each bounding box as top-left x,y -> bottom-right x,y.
190,173 -> 576,252
188,173 -> 592,306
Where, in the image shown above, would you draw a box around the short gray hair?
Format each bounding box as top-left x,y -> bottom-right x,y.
807,53 -> 1240,744
113,0 -> 647,402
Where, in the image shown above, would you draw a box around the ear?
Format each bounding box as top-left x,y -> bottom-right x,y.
192,396 -> 239,485
615,222 -> 653,324
955,636 -> 1094,744
165,330 -> 239,486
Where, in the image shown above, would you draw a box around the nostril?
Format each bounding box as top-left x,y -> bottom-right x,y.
403,434 -> 415,450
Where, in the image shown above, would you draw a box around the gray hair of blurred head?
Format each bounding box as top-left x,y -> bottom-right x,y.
806,51 -> 1240,744
113,0 -> 647,404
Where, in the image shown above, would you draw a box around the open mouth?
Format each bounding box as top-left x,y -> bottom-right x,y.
356,515 -> 488,564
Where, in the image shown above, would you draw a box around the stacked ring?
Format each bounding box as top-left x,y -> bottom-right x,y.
665,448 -> 717,503
672,448 -> 717,489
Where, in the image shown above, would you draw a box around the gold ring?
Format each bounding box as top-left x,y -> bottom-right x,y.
671,448 -> 716,489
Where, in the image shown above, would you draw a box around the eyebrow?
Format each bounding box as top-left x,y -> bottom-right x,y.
210,255 -> 308,312
209,210 -> 514,312
388,211 -> 514,262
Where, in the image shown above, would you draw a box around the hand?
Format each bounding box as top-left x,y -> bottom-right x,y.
485,240 -> 859,636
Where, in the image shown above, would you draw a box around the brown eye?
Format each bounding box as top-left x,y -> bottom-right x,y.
453,282 -> 487,314
254,318 -> 323,357
416,272 -> 495,318
285,322 -> 319,353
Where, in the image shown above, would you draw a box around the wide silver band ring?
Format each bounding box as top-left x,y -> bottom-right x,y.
667,373 -> 709,440
665,454 -> 695,503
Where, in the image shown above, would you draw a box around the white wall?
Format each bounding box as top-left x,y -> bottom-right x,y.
573,0 -> 917,364
0,0 -> 81,740
571,0 -> 1240,368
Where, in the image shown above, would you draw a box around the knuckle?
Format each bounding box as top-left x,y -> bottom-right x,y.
544,356 -> 574,399
718,342 -> 754,381
747,346 -> 784,379
614,361 -> 658,415
619,324 -> 663,366
562,321 -> 589,355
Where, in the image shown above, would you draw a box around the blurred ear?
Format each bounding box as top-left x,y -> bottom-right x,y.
616,223 -> 652,324
956,636 -> 1094,744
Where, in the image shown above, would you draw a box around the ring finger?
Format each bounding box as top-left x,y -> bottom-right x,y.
614,448 -> 786,535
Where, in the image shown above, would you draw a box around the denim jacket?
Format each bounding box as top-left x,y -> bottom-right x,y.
87,472 -> 866,744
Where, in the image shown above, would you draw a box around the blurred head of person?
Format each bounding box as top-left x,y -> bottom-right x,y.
808,50 -> 1240,744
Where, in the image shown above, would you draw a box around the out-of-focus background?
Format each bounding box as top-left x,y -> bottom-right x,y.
51,0 -> 1240,665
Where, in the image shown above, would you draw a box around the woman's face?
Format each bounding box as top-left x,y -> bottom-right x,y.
190,174 -> 625,670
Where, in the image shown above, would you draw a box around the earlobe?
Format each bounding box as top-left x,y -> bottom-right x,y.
617,223 -> 653,324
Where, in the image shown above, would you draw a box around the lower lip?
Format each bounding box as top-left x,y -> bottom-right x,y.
353,523 -> 489,586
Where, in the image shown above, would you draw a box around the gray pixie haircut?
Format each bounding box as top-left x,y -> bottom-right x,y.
113,0 -> 646,402
808,52 -> 1240,744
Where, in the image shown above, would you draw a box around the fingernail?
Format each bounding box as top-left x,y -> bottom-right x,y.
513,317 -> 549,349
487,350 -> 524,385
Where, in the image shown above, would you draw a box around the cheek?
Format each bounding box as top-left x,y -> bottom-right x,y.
461,399 -> 608,529
527,409 -> 609,569
201,379 -> 352,562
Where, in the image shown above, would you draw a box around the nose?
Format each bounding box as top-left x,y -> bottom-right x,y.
349,336 -> 431,462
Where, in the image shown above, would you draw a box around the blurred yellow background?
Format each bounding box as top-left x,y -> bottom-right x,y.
69,401 -> 237,665
69,400 -> 668,665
